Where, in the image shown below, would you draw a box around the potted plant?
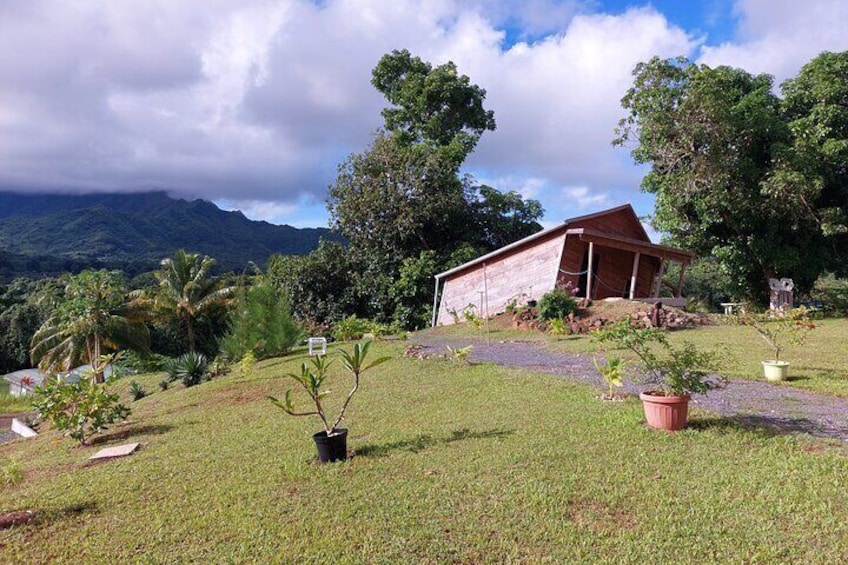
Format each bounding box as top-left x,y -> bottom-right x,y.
593,319 -> 724,430
741,307 -> 815,382
268,340 -> 389,462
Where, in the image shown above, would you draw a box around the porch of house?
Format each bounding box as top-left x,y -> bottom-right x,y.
557,228 -> 694,308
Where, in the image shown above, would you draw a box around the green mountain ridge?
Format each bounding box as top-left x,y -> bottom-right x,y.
0,191 -> 340,280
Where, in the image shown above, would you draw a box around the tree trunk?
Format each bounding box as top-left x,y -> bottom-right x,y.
187,319 -> 195,353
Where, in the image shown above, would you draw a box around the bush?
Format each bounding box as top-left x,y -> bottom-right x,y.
32,377 -> 131,445
811,273 -> 848,315
119,350 -> 169,373
164,353 -> 210,388
1,457 -> 24,488
537,289 -> 578,320
332,315 -> 371,342
128,380 -> 147,401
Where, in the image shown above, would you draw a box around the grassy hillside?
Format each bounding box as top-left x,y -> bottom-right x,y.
3,336 -> 848,562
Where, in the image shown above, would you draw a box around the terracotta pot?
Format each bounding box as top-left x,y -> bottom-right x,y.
639,391 -> 690,431
762,360 -> 789,382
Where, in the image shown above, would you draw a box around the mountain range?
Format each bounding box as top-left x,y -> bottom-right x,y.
0,191 -> 339,281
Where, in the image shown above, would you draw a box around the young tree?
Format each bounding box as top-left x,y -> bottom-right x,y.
220,279 -> 301,361
30,270 -> 149,382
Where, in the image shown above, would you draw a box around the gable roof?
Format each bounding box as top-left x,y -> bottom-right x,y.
435,204 -> 688,279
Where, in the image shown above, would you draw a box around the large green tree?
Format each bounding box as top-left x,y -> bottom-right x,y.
30,270 -> 149,382
615,52 -> 848,302
325,50 -> 542,327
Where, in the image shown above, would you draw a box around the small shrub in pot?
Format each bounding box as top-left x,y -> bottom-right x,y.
268,341 -> 389,462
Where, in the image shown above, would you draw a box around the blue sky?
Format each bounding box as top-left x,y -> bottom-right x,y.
0,1 -> 846,237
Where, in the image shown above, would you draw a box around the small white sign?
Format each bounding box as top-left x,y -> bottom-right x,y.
308,337 -> 327,356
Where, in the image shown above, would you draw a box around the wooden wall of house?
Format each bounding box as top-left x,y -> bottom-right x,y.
436,232 -> 566,325
556,237 -> 661,299
568,208 -> 647,240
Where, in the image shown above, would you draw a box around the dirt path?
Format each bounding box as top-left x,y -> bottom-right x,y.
416,336 -> 848,442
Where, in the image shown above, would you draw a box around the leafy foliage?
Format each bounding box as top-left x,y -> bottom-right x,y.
30,270 -> 149,382
593,319 -> 724,396
323,50 -> 542,330
164,352 -> 210,388
371,48 -> 496,165
811,273 -> 848,315
134,250 -> 234,354
220,280 -> 300,361
268,341 -> 390,436
332,315 -> 372,342
615,53 -> 848,303
32,374 -> 131,445
128,381 -> 147,401
740,307 -> 816,362
536,289 -> 579,321
0,277 -> 61,373
593,355 -> 628,398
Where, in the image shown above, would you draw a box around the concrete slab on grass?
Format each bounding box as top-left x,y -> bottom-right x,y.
89,442 -> 139,460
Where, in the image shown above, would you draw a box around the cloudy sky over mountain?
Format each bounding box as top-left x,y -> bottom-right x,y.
1,0 -> 846,228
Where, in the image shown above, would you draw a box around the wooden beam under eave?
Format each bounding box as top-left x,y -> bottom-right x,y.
675,262 -> 687,298
585,241 -> 594,300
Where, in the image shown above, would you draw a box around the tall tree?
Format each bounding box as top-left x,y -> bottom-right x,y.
137,250 -> 234,353
326,50 -> 541,326
615,53 -> 848,302
30,270 -> 149,382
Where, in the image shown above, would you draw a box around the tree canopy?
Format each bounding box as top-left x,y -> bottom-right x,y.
615,51 -> 848,302
371,48 -> 496,165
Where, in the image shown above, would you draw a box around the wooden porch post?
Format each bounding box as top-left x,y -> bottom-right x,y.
431,277 -> 440,327
653,260 -> 666,298
585,242 -> 594,300
629,252 -> 640,300
675,262 -> 687,298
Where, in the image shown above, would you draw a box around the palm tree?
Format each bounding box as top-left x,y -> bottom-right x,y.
30,270 -> 150,383
140,250 -> 234,353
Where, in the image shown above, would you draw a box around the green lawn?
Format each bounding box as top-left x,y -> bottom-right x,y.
541,317 -> 848,397
3,338 -> 848,563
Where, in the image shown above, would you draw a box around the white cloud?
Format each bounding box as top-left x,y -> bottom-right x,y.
0,1 -> 845,228
698,0 -> 848,83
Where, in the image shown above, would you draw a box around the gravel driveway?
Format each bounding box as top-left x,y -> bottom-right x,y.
416,336 -> 848,442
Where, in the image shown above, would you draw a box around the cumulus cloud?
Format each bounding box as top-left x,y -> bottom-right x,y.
698,0 -> 848,83
0,1 -> 845,227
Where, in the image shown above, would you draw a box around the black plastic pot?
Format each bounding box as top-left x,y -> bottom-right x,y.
312,428 -> 348,463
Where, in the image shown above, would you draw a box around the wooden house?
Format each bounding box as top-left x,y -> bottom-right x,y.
432,204 -> 694,326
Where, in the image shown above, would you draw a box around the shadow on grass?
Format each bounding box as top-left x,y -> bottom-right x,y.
356,428 -> 515,458
688,414 -> 848,441
28,501 -> 99,529
89,423 -> 175,446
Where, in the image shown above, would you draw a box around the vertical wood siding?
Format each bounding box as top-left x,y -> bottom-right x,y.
436,233 -> 566,325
